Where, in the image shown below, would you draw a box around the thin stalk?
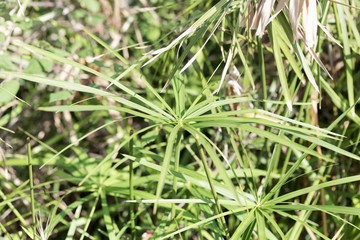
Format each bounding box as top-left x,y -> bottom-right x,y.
352,128 -> 360,153
274,139 -> 292,199
80,188 -> 101,240
172,131 -> 183,219
27,137 -> 36,239
238,137 -> 258,198
289,2 -> 332,237
335,2 -> 355,117
196,140 -> 230,239
0,189 -> 28,226
262,98 -> 357,203
226,127 -> 250,200
273,83 -> 311,198
288,105 -> 359,239
257,37 -> 267,109
262,130 -> 283,197
310,83 -> 329,236
129,129 -> 135,239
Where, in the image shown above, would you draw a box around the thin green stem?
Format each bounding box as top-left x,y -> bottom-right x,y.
80,189 -> 101,240
27,137 -> 36,239
262,98 -> 358,204
129,129 -> 135,239
257,37 -> 267,108
196,140 -> 230,239
172,131 -> 183,219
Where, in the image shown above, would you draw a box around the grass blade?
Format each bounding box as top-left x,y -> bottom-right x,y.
266,175 -> 360,205
269,22 -> 292,111
154,124 -> 181,213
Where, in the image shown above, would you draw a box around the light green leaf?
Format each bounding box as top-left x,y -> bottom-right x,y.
24,59 -> 43,74
39,58 -> 54,73
12,41 -> 175,121
80,0 -> 100,13
0,80 -> 20,104
255,210 -> 266,240
270,23 -> 292,111
0,54 -> 16,70
154,124 -> 181,212
49,91 -> 72,103
273,204 -> 360,216
230,209 -> 256,240
266,175 -> 360,205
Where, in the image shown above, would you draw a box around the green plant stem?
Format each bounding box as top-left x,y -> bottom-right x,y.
172,131 -> 183,219
290,2 -> 332,237
196,140 -> 230,239
80,189 -> 101,240
27,137 -> 36,239
129,129 -> 135,239
262,98 -> 357,204
257,37 -> 267,108
335,2 -> 355,117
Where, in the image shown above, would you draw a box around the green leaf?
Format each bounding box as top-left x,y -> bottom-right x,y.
255,210 -> 266,240
0,80 -> 20,104
272,204 -> 360,216
266,175 -> 360,205
12,41 -> 175,121
0,54 -> 16,70
146,26 -> 161,42
154,124 -> 181,212
49,91 -> 72,103
184,125 -> 241,203
79,0 -> 100,13
100,190 -> 117,239
230,209 -> 256,240
336,3 -> 355,117
269,23 -> 292,111
24,59 -> 43,74
1,72 -> 169,122
39,58 -> 54,73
